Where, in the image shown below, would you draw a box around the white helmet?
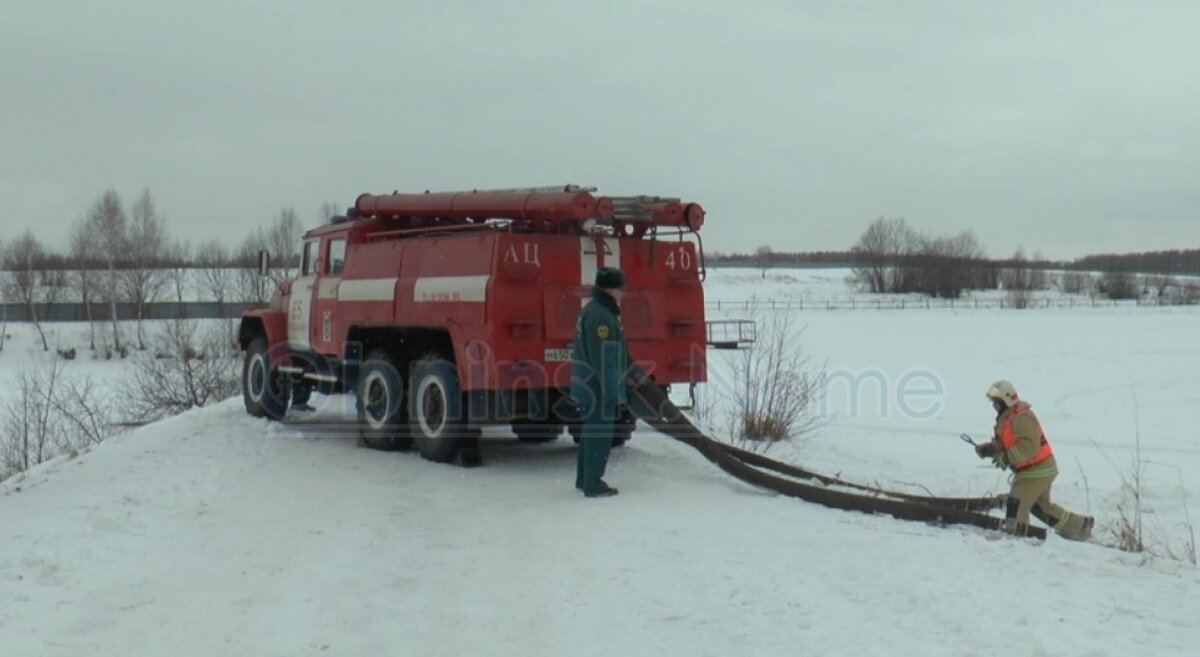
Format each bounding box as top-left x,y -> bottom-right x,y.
986,380 -> 1019,407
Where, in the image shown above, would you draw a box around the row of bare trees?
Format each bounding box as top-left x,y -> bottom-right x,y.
849,218 -> 1190,303
1,189 -> 329,354
850,217 -> 988,298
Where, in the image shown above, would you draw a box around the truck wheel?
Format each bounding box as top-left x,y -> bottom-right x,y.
409,356 -> 470,463
512,420 -> 564,443
243,336 -> 289,420
356,350 -> 413,451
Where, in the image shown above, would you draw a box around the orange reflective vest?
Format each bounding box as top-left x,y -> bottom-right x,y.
998,404 -> 1054,471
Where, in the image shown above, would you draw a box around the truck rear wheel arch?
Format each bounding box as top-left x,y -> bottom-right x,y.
238,317 -> 266,351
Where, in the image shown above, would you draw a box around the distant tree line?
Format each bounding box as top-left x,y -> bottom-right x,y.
710,218 -> 1198,302
711,243 -> 1200,278
0,188 -> 339,355
709,249 -> 859,268
710,239 -> 1200,275
709,218 -> 1198,301
1070,249 -> 1200,274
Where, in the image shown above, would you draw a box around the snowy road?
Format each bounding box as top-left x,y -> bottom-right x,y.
2,398 -> 1197,657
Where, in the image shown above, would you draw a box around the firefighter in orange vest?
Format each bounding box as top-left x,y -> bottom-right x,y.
975,380 -> 1094,540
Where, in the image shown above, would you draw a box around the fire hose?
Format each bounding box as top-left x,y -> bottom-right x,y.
630,381 -> 1043,539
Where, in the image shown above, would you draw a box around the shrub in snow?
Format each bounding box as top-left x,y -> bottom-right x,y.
1,357 -> 116,480
1099,270 -> 1139,300
1058,271 -> 1093,295
1091,426 -> 1197,565
722,311 -> 825,448
123,319 -> 239,423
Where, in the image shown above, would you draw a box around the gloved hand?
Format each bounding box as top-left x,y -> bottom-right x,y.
990,451 -> 1009,470
975,441 -> 998,459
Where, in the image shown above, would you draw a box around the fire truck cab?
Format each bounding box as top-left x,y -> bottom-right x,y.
238,186 -> 707,465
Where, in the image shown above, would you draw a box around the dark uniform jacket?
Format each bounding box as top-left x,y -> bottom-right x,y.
570,288 -> 629,420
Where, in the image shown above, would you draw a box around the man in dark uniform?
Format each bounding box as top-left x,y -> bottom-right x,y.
571,267 -> 630,498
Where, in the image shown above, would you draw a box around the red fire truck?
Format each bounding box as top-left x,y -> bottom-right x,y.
239,185 -> 707,465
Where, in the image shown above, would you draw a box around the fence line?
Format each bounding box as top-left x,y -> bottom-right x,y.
706,296 -> 1200,312
0,301 -> 262,323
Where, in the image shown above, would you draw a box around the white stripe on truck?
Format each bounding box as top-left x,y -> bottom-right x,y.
337,278 -> 397,302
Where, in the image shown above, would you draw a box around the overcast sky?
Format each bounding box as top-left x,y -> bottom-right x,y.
2,1 -> 1197,259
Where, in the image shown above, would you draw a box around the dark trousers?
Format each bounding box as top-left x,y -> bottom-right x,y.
576,420 -> 614,492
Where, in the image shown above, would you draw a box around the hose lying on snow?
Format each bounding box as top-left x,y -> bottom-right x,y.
719,442 -> 1004,513
629,381 -> 1041,540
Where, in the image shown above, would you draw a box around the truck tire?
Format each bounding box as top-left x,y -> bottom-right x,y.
409,356 -> 470,463
243,336 -> 289,420
356,349 -> 413,451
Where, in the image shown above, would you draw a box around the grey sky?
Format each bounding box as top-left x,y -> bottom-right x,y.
2,1 -> 1198,259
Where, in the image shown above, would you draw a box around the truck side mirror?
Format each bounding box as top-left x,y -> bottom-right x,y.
258,250 -> 270,277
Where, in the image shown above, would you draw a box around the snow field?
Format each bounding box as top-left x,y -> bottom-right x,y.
1,268 -> 1198,656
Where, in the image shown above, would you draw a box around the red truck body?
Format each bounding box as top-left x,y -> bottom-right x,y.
239,186 -> 707,464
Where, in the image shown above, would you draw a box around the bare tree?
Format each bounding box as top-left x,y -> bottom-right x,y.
39,267 -> 68,320
164,239 -> 192,306
52,375 -> 116,448
1100,270 -> 1139,300
851,218 -> 891,293
1060,270 -> 1092,295
1003,247 -> 1032,309
318,201 -> 340,224
267,207 -> 302,287
88,189 -> 127,356
69,217 -> 101,351
755,244 -> 773,279
1,357 -> 117,479
851,217 -> 919,293
124,319 -> 240,422
196,240 -> 234,343
0,233 -> 6,352
235,228 -> 271,304
1029,248 -> 1049,290
196,240 -> 230,302
724,311 -> 826,448
1145,274 -> 1176,298
1,358 -> 67,476
123,189 -> 168,349
916,230 -> 984,299
3,231 -> 50,351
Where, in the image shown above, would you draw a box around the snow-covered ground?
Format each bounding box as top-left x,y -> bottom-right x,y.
1,270 -> 1199,656
705,266 -> 1200,307
0,319 -> 235,403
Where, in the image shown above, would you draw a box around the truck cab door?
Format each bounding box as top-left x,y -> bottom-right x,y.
287,239 -> 320,351
310,237 -> 346,354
